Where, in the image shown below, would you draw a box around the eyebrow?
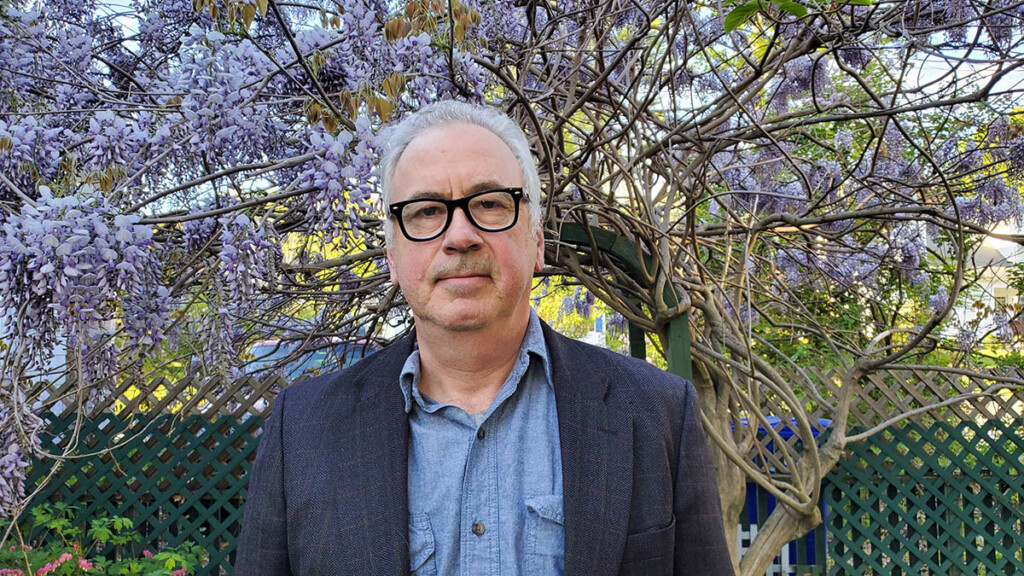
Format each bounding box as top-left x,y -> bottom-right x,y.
404,181 -> 513,201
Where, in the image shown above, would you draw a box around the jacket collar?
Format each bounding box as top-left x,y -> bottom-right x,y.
543,322 -> 635,576
350,333 -> 414,576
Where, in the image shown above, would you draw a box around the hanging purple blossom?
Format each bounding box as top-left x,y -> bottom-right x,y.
0,117 -> 65,193
1006,136 -> 1024,180
993,310 -> 1013,343
929,286 -> 949,313
218,214 -> 279,305
956,327 -> 977,352
0,399 -> 44,516
607,313 -> 629,332
723,299 -> 761,326
0,186 -> 170,377
945,0 -> 969,42
837,46 -> 870,71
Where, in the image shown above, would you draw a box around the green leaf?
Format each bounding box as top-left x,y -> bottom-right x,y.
90,526 -> 114,542
776,1 -> 807,16
724,1 -> 761,32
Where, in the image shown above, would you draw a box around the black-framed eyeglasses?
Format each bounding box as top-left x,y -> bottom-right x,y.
388,187 -> 525,242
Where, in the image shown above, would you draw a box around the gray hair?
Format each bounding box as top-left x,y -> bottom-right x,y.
379,101 -> 543,244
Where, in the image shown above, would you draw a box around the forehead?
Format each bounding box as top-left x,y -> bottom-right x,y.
390,123 -> 523,201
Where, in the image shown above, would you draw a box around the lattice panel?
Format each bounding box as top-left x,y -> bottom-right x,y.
26,412 -> 264,575
775,366 -> 1024,429
26,374 -> 285,421
826,420 -> 1024,575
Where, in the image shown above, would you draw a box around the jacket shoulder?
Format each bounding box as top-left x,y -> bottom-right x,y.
275,335 -> 411,408
545,328 -> 694,410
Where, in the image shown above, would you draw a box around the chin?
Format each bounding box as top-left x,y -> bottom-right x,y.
419,305 -> 499,333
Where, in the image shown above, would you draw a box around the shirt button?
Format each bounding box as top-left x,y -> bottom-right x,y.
476,428 -> 486,440
472,522 -> 486,536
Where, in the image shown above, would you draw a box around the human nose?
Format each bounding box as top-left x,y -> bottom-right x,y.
441,204 -> 482,252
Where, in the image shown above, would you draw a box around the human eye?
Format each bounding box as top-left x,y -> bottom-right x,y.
406,202 -> 445,220
472,192 -> 513,211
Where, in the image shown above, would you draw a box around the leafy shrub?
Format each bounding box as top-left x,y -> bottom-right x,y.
0,504 -> 204,575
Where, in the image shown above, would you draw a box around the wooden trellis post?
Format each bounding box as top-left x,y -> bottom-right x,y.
547,222 -> 693,380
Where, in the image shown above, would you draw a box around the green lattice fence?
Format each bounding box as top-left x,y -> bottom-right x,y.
18,365 -> 1024,575
21,374 -> 282,575
827,419 -> 1024,575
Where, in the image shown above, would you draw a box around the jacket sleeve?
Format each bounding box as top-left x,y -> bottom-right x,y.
674,380 -> 736,576
235,387 -> 293,576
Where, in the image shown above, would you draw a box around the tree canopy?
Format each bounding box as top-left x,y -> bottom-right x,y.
2,0 -> 1023,572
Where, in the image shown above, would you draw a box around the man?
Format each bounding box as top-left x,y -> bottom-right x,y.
236,101 -> 734,575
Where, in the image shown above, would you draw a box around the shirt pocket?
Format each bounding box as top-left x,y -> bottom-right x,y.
409,513 -> 437,576
524,494 -> 565,575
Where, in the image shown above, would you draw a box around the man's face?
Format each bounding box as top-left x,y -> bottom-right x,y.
386,123 -> 544,334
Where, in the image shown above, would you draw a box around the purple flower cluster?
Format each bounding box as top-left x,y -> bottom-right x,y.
944,0 -> 971,42
200,304 -> 240,379
0,117 -> 65,193
0,187 -> 170,376
82,111 -> 148,174
951,177 -> 1024,228
607,313 -> 629,333
956,327 -> 978,352
0,399 -> 44,516
775,244 -> 884,292
559,286 -> 596,319
993,309 -> 1013,343
183,212 -> 218,253
723,299 -> 761,326
1006,136 -> 1024,179
928,286 -> 949,313
218,214 -> 279,305
296,117 -> 380,244
171,25 -> 279,169
838,45 -> 871,70
984,0 -> 1015,49
0,9 -> 49,110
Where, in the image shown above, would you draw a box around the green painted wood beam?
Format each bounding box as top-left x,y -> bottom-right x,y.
628,317 -> 647,360
666,314 -> 693,381
546,223 -> 691,379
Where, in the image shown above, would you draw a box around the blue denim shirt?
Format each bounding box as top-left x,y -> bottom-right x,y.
400,310 -> 564,576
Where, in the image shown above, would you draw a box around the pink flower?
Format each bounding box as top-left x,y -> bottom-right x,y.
171,569 -> 188,576
142,549 -> 153,558
77,558 -> 93,571
35,552 -> 73,575
0,568 -> 26,575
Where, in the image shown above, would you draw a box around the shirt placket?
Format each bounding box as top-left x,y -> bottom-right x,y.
459,409 -> 502,576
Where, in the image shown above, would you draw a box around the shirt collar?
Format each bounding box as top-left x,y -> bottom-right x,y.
399,309 -> 552,414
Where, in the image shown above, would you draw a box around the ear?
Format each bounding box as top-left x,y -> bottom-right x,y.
386,247 -> 400,286
533,226 -> 545,273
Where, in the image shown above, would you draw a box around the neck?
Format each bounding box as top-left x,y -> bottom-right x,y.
415,311 -> 531,414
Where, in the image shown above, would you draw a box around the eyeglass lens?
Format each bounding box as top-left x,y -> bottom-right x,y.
398,190 -> 518,240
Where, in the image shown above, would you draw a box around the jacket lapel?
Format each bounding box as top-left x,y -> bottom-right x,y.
352,336 -> 414,576
545,324 -> 635,576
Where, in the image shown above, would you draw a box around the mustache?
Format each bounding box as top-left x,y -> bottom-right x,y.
430,260 -> 493,282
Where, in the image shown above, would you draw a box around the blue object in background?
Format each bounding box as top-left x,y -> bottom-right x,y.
737,417 -> 831,574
